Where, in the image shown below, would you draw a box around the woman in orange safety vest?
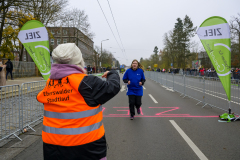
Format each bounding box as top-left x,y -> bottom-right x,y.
37,43 -> 120,160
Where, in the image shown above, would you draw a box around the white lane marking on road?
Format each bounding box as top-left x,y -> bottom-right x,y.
161,85 -> 174,92
170,120 -> 208,160
143,86 -> 146,90
120,85 -> 125,92
218,120 -> 228,122
149,94 -> 158,103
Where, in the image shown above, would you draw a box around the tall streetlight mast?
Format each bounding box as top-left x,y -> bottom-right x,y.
99,39 -> 109,71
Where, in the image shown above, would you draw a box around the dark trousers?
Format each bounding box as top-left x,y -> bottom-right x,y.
6,70 -> 13,79
128,95 -> 142,117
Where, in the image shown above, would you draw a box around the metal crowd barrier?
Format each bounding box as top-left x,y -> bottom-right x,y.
20,81 -> 46,133
0,81 -> 46,142
145,71 -> 240,118
0,85 -> 21,141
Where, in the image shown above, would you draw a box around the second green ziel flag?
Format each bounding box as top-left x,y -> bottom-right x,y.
197,16 -> 231,101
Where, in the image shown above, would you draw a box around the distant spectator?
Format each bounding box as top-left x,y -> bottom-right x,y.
0,63 -> 6,89
200,68 -> 204,76
90,66 -> 93,74
5,59 -> 14,80
207,68 -> 211,77
235,68 -> 240,80
87,65 -> 91,74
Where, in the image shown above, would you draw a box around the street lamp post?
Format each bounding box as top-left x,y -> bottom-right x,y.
99,39 -> 109,72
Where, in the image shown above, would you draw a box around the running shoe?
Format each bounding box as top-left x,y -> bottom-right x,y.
130,116 -> 134,120
137,108 -> 140,114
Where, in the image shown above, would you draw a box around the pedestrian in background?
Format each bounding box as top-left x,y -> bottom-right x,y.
207,68 -> 211,77
123,59 -> 146,120
235,68 -> 240,80
87,65 -> 91,74
5,59 -> 14,80
37,43 -> 120,160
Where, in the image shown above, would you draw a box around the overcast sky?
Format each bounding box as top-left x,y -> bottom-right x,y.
68,0 -> 240,65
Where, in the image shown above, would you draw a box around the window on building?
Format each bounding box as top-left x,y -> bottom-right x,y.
51,30 -> 55,34
57,30 -> 61,34
63,39 -> 67,43
63,30 -> 67,35
51,39 -> 54,45
57,39 -> 61,45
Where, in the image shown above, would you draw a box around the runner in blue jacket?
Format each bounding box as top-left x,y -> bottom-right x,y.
123,59 -> 146,120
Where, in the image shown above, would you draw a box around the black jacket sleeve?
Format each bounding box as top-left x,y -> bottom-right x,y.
78,70 -> 120,107
123,79 -> 129,83
141,79 -> 146,85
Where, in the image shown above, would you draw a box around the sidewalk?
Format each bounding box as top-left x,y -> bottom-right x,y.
6,77 -> 44,86
0,123 -> 43,160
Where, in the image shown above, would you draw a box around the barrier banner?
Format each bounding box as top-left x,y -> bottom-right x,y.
197,16 -> 231,100
18,20 -> 51,80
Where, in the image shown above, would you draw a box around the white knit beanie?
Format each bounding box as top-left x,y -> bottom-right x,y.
52,43 -> 83,65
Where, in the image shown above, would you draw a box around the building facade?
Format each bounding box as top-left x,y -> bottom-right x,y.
47,27 -> 94,66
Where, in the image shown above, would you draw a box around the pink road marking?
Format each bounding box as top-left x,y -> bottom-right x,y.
158,114 -> 190,115
149,107 -> 179,108
109,110 -> 130,116
111,107 -> 144,115
102,107 -> 218,118
103,115 -> 219,118
148,107 -> 182,115
102,107 -> 106,113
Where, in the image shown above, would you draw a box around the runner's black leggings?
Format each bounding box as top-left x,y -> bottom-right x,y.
128,95 -> 142,117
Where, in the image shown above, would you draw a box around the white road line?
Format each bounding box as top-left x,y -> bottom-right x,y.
143,86 -> 146,90
170,120 -> 208,160
149,94 -> 158,103
120,85 -> 125,92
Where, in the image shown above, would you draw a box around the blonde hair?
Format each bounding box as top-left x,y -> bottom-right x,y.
76,59 -> 87,74
131,59 -> 144,72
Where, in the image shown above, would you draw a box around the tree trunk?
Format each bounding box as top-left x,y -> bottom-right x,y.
0,3 -> 7,46
19,44 -> 24,61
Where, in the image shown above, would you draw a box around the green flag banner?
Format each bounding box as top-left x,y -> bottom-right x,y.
18,20 -> 51,80
197,16 -> 231,100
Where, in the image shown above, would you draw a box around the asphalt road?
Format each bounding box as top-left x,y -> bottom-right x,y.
12,74 -> 240,160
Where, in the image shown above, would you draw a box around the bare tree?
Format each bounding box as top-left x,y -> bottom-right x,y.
25,0 -> 68,26
230,13 -> 240,68
230,13 -> 240,43
58,8 -> 95,39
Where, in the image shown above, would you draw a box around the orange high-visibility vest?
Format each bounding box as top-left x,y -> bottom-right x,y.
37,74 -> 105,146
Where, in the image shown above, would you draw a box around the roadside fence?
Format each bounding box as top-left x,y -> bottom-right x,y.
0,80 -> 46,142
145,71 -> 240,119
181,70 -> 240,80
7,61 -> 37,79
